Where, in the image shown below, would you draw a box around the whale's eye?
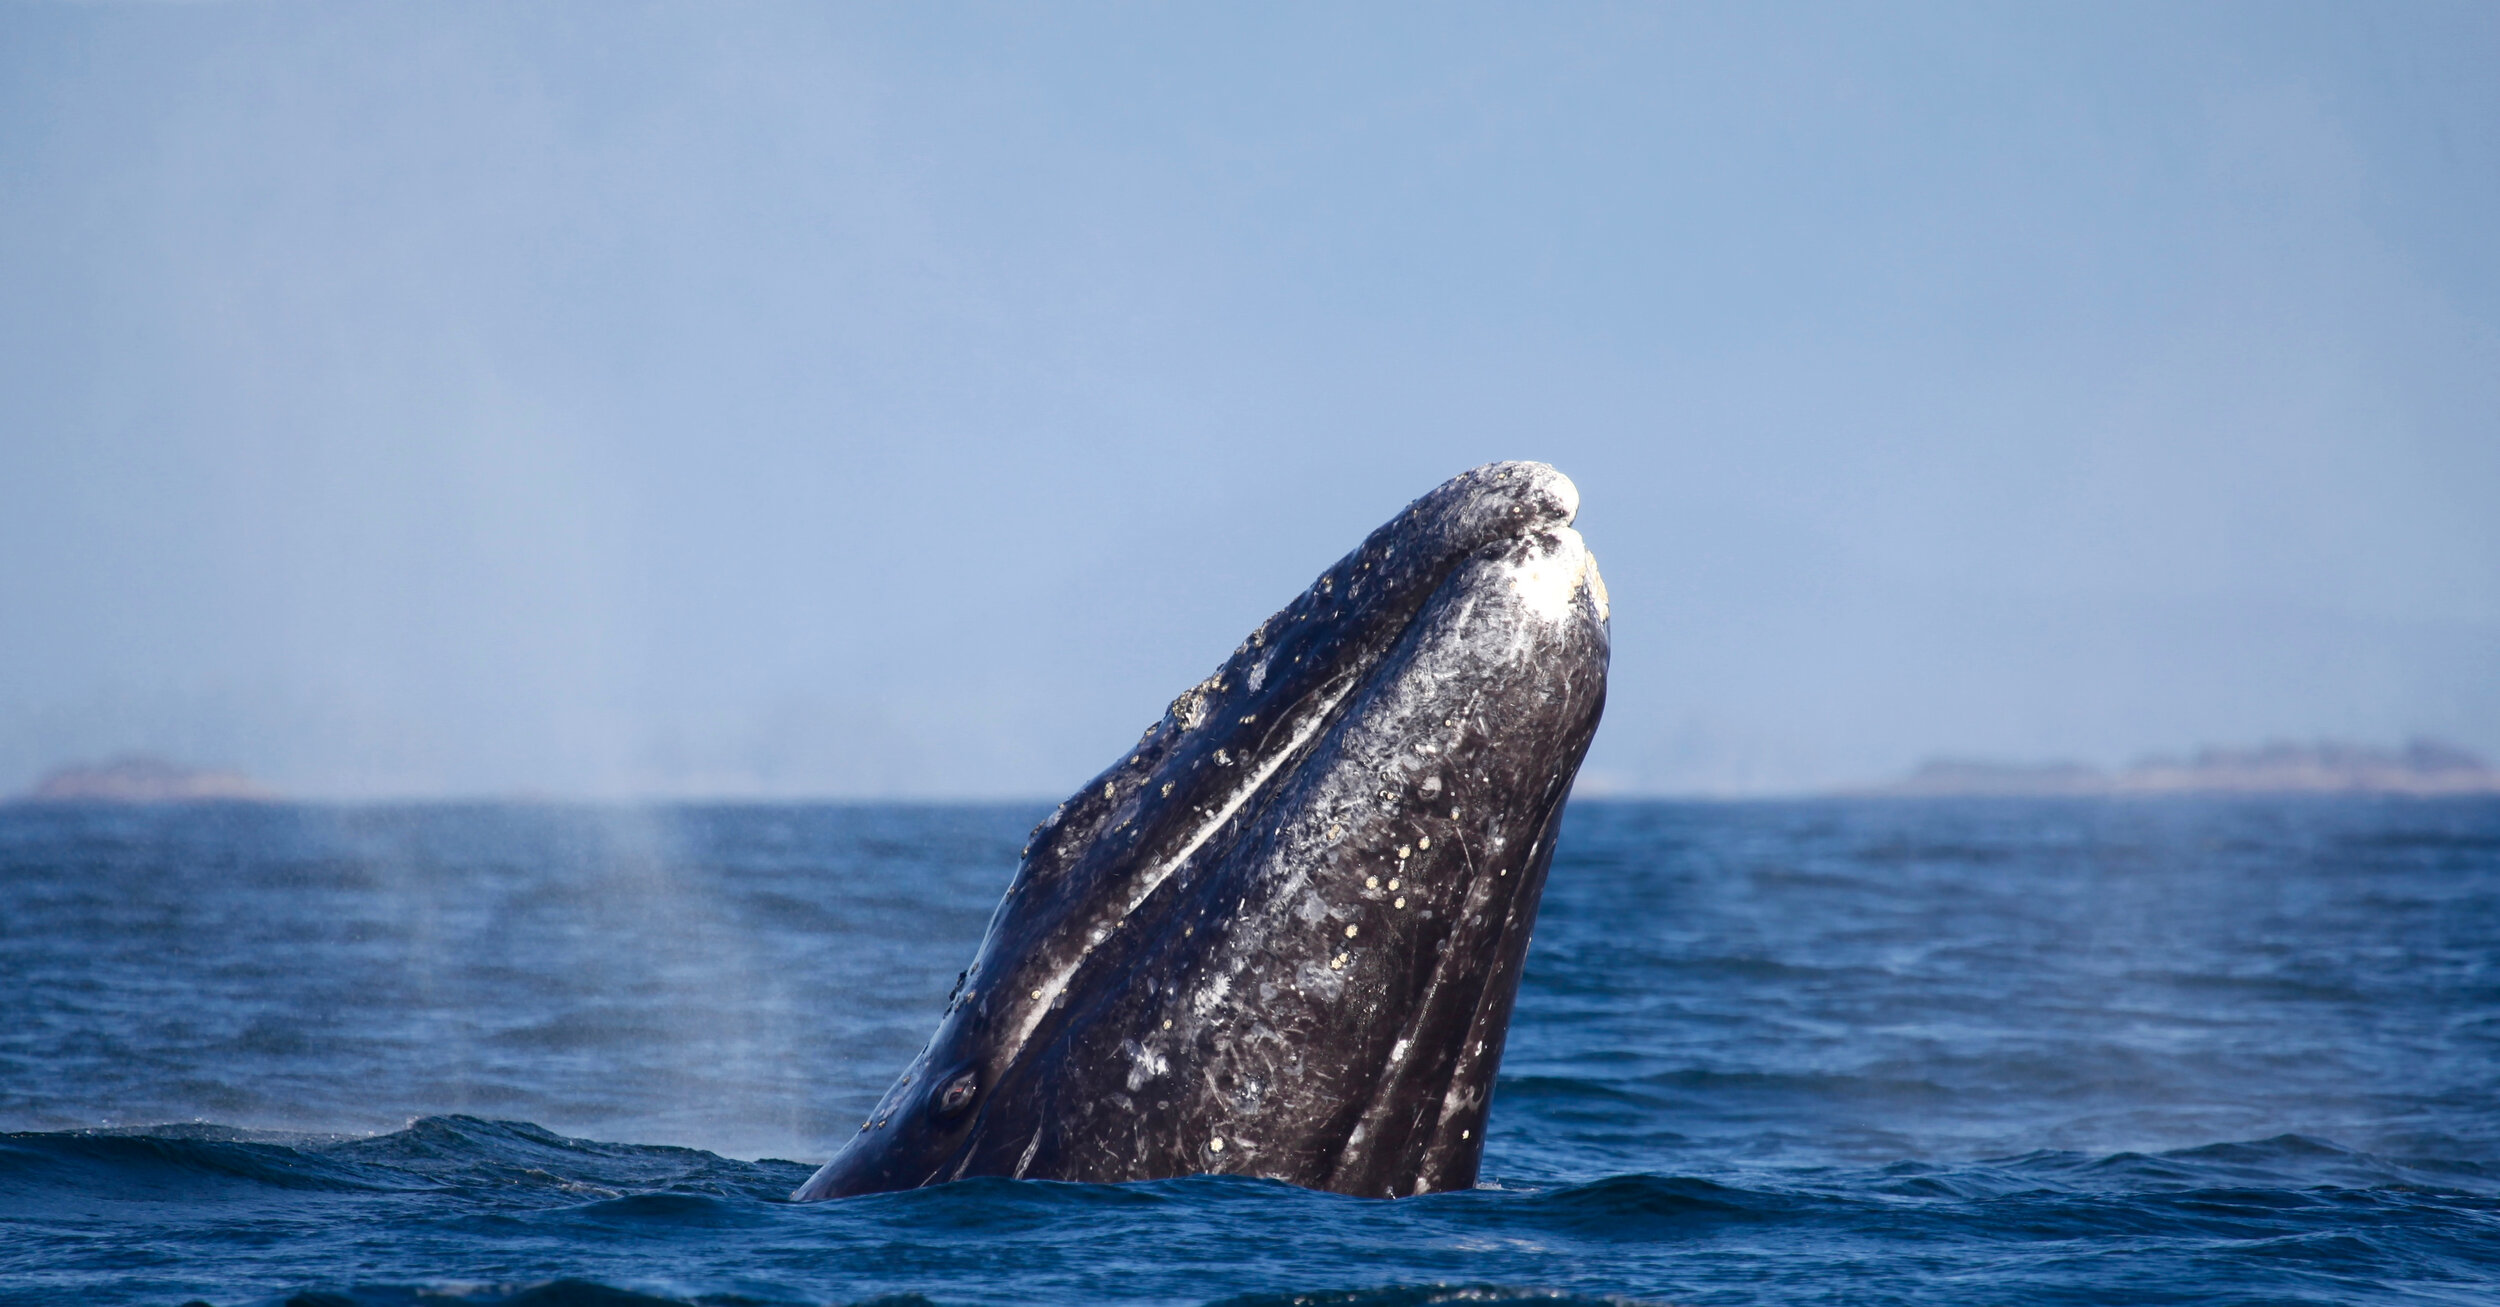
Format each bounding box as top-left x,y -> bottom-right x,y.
929,1066 -> 980,1122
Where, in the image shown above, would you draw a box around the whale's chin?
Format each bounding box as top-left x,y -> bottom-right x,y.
796,460 -> 1610,1201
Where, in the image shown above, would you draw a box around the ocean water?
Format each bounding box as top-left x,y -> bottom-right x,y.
3,798 -> 2496,1306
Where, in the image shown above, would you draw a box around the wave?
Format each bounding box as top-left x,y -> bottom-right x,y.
270,1283 -> 1658,1307
0,1116 -> 807,1213
1210,1290 -> 1672,1307
10,1116 -> 2496,1208
8,1117 -> 2499,1307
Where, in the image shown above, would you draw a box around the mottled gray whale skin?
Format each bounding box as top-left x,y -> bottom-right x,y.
794,461 -> 1610,1201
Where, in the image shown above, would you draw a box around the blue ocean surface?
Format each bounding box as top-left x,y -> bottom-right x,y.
2,798 -> 2495,1306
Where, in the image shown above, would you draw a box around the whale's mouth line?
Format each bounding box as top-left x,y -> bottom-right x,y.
996,670 -> 1362,1066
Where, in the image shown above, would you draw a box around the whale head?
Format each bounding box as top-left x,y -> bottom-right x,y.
795,460 -> 1610,1200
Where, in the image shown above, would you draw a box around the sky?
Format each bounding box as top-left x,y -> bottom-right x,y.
2,1 -> 2495,798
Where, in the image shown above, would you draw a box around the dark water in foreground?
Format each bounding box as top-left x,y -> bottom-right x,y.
3,799 -> 2496,1306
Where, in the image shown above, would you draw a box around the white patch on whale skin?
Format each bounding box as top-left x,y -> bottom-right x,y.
1192,973 -> 1231,1016
1581,547 -> 1609,622
1504,527 -> 1603,625
1124,1038 -> 1169,1091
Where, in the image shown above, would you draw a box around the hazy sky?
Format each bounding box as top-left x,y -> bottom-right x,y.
4,2 -> 2495,797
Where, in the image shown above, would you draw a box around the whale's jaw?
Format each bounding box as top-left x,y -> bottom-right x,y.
795,461 -> 1609,1200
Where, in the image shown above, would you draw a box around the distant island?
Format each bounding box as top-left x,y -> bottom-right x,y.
1872,738 -> 2500,797
21,755 -> 276,802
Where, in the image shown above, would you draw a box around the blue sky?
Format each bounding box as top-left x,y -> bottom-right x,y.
3,2 -> 2495,797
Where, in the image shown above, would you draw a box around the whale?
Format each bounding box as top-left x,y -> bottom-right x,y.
794,461 -> 1610,1201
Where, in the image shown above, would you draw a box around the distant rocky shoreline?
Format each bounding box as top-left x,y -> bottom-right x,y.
21,756 -> 275,803
1871,739 -> 2500,797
